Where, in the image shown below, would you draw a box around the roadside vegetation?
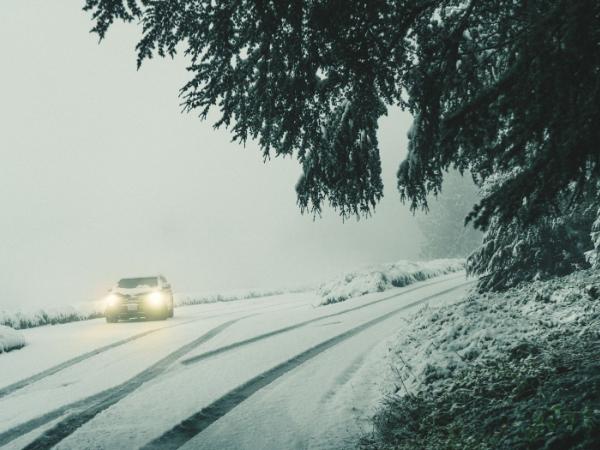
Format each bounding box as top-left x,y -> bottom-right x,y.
0,325 -> 26,353
317,259 -> 464,305
360,269 -> 600,449
0,305 -> 103,330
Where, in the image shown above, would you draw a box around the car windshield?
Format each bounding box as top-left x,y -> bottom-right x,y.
117,277 -> 158,289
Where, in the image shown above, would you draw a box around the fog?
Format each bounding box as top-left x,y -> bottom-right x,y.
0,1 -> 421,308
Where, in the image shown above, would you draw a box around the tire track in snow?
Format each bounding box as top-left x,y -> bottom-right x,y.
180,274 -> 466,367
0,275 -> 463,448
141,283 -> 470,450
0,317 -> 247,449
0,297 -> 302,401
0,317 -> 207,400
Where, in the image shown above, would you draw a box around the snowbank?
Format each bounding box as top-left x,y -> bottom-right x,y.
317,259 -> 465,305
0,325 -> 26,353
385,268 -> 600,394
361,269 -> 600,449
0,302 -> 104,330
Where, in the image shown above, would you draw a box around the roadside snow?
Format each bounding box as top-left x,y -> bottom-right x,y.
174,287 -> 309,307
0,325 -> 26,353
0,288 -> 308,330
0,302 -> 104,330
383,268 -> 600,397
317,259 -> 465,305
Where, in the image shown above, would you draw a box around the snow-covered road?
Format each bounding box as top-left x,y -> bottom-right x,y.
0,273 -> 470,450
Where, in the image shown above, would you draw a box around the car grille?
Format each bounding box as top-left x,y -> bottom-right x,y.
123,294 -> 146,304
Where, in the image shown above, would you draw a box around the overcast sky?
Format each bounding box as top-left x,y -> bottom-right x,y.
0,1 -> 424,308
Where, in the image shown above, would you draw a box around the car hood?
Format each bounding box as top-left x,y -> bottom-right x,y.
112,286 -> 158,296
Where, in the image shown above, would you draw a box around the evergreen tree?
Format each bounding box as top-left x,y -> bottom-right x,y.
467,175 -> 596,291
82,0 -> 600,228
586,208 -> 600,269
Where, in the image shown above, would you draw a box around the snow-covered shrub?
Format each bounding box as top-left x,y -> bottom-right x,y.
362,337 -> 600,450
468,211 -> 594,291
361,269 -> 600,450
467,176 -> 596,292
0,304 -> 104,330
0,325 -> 26,353
585,207 -> 600,268
317,259 -> 464,305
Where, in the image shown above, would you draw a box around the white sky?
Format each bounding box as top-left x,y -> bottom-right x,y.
0,1 -> 423,308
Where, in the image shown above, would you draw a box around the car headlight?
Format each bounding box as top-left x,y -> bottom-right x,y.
106,294 -> 121,307
148,292 -> 164,307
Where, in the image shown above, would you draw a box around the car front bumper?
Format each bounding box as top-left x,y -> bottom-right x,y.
106,301 -> 166,319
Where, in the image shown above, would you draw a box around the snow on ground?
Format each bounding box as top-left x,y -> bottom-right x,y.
317,258 -> 465,305
0,325 -> 26,353
174,286 -> 309,307
0,288 -> 308,330
1,258 -> 459,329
48,277 -> 469,450
0,302 -> 104,330
381,268 -> 600,397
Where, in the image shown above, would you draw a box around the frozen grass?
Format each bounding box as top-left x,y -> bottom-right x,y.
317,259 -> 465,305
361,269 -> 600,449
0,325 -> 26,353
0,303 -> 104,330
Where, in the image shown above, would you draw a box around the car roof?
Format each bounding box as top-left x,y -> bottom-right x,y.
118,275 -> 167,280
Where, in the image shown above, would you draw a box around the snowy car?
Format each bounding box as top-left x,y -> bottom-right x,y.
104,275 -> 174,322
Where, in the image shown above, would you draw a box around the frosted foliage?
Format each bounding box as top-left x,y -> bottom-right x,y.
585,208 -> 600,268
0,325 -> 26,353
385,269 -> 600,398
318,259 -> 464,305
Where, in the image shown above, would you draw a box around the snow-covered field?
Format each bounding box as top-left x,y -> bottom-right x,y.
318,258 -> 465,305
0,272 -> 469,449
0,325 -> 25,353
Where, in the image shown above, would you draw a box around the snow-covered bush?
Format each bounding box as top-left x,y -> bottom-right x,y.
361,269 -> 600,449
0,303 -> 104,330
385,269 -> 600,394
467,176 -> 596,292
317,259 -> 464,305
585,207 -> 600,268
0,325 -> 26,353
468,211 -> 594,291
